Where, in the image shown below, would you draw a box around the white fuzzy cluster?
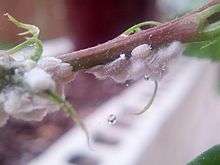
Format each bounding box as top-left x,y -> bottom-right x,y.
37,57 -> 73,82
2,87 -> 59,121
87,41 -> 184,83
24,68 -> 56,92
0,51 -> 72,127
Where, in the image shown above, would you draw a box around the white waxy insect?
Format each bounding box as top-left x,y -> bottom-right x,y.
87,42 -> 183,83
24,67 -> 55,92
3,87 -> 59,121
87,41 -> 184,116
0,41 -> 184,127
131,44 -> 152,60
86,44 -> 152,83
86,54 -> 131,83
144,41 -> 184,80
0,50 -> 72,126
37,56 -> 73,82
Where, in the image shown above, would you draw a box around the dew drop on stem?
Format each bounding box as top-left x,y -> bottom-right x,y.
144,74 -> 150,81
107,114 -> 117,125
125,80 -> 131,87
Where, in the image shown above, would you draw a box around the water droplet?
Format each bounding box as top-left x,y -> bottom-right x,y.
124,80 -> 132,87
124,80 -> 130,87
120,54 -> 126,60
108,114 -> 117,125
144,75 -> 150,81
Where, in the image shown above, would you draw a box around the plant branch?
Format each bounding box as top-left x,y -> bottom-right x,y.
57,0 -> 220,72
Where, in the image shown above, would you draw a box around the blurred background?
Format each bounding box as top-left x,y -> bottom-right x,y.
1,0 -> 219,165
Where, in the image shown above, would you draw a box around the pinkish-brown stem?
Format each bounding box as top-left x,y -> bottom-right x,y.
57,0 -> 220,72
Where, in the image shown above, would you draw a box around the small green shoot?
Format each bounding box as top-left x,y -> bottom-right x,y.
121,21 -> 161,36
4,13 -> 43,61
46,90 -> 90,147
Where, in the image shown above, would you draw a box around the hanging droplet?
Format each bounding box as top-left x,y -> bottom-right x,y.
144,75 -> 150,81
125,80 -> 130,87
161,65 -> 167,71
107,114 -> 117,125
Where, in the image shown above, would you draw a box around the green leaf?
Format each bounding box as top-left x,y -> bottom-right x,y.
184,37 -> 220,61
0,42 -> 14,50
188,145 -> 220,165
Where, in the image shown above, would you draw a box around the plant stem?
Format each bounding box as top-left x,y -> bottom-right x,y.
46,90 -> 90,146
121,21 -> 161,36
56,0 -> 220,73
7,38 -> 43,61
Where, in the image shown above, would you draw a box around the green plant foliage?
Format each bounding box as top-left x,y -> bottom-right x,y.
4,13 -> 43,62
184,37 -> 220,61
0,42 -> 14,50
188,145 -> 220,165
185,4 -> 220,61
